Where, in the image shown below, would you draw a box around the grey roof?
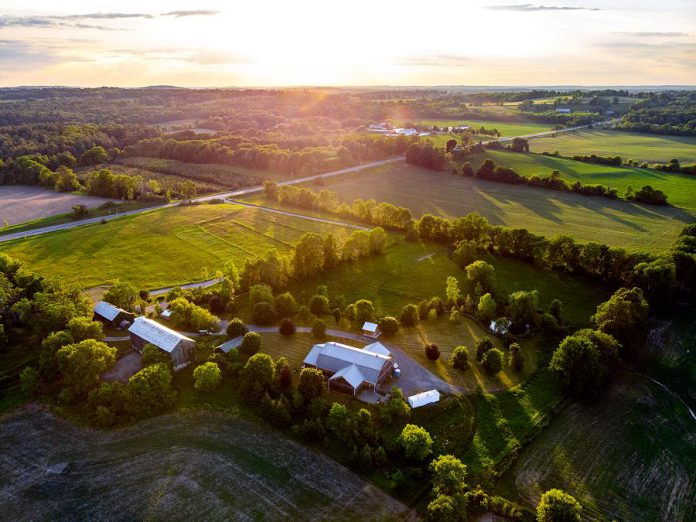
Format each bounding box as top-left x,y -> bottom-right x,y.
364,342 -> 391,357
94,301 -> 124,321
128,317 -> 194,353
303,341 -> 391,385
329,364 -> 364,389
408,389 -> 441,408
362,321 -> 378,333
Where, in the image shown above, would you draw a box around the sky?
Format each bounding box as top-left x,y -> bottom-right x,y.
0,0 -> 694,87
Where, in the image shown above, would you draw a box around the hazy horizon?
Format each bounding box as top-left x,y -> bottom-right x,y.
1,0 -> 694,88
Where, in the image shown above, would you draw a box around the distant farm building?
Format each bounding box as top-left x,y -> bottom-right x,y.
128,317 -> 195,371
368,122 -> 392,134
408,389 -> 441,408
362,321 -> 381,338
555,107 -> 572,114
93,301 -> 134,328
392,128 -> 418,136
303,341 -> 394,396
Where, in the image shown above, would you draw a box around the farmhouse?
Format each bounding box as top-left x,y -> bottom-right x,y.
128,317 -> 195,371
303,341 -> 394,396
93,301 -> 134,328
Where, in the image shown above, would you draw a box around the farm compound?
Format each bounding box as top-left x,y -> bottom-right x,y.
93,301 -> 135,328
303,341 -> 394,396
128,317 -> 195,370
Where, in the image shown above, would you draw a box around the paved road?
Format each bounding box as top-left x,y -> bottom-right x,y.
0,156 -> 404,244
489,119 -> 617,144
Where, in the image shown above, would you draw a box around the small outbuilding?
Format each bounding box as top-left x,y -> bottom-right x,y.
362,321 -> 381,338
128,317 -> 195,371
93,301 -> 134,328
408,389 -> 441,409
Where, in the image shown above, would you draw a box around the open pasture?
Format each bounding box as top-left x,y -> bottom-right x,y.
319,163 -> 694,253
469,150 -> 696,212
0,203 -> 352,289
0,185 -> 117,227
530,129 -> 696,164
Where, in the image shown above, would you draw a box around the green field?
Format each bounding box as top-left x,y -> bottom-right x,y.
530,129 -> 696,164
469,150 -> 696,212
317,163 -> 694,253
497,374 -> 696,521
398,119 -> 554,137
0,203 -> 353,289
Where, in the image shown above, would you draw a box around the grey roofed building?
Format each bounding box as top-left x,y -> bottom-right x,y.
93,301 -> 134,327
128,317 -> 195,370
364,341 -> 391,357
303,341 -> 394,395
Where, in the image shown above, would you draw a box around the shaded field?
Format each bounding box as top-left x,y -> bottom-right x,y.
319,163 -> 695,253
0,408 -> 413,521
498,375 -> 696,521
468,150 -> 696,212
398,119 -> 553,137
0,203 -> 352,289
530,129 -> 696,164
0,185 -> 117,226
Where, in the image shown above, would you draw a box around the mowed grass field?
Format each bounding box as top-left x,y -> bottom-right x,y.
468,150 -> 696,212
530,129 -> 696,164
497,374 -> 696,521
318,163 -> 694,253
398,119 -> 554,137
0,203 -> 353,289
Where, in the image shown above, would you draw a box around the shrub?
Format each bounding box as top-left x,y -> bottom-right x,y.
425,343 -> 441,361
450,345 -> 470,370
481,348 -> 503,374
398,424 -> 433,461
400,304 -> 419,327
298,367 -> 326,402
142,344 -> 170,366
475,337 -> 494,361
279,318 -> 296,336
508,343 -> 523,372
252,302 -> 277,325
274,292 -> 297,318
379,316 -> 399,336
20,367 -> 39,395
226,318 -> 248,338
312,318 -> 327,339
239,332 -> 262,356
249,283 -> 274,307
193,362 -> 222,392
537,489 -> 581,522
309,294 -> 330,315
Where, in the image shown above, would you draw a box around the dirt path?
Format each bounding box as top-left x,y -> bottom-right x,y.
0,406 -> 415,521
227,200 -> 369,231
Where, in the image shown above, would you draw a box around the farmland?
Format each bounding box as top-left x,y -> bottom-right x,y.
399,119 -> 554,137
312,162 -> 694,253
467,150 -> 696,212
530,129 -> 696,164
0,408 -> 413,521
498,374 -> 696,522
0,185 -> 118,227
0,203 -> 354,289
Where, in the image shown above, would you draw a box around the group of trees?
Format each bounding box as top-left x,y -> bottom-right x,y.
617,91 -> 696,136
168,297 -> 221,332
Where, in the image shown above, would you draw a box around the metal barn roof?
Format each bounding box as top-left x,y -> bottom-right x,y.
362,322 -> 378,333
363,342 -> 391,357
94,301 -> 124,321
329,364 -> 365,389
128,317 -> 193,353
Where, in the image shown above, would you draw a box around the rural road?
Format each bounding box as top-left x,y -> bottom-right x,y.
490,119 -> 617,143
0,156 -> 403,244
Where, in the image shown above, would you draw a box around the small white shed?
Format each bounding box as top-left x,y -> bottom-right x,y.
408,389 -> 441,409
362,321 -> 380,338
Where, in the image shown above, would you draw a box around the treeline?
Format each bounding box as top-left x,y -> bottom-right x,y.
545,152 -> 696,176
618,91 -> 696,136
263,182 -> 688,308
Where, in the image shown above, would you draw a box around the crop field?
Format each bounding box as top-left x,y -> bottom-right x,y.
498,374 -> 696,521
0,409 -> 413,521
0,185 -> 118,226
530,129 -> 696,164
318,163 -> 694,253
0,203 -> 353,289
468,150 -> 696,212
398,119 -> 554,137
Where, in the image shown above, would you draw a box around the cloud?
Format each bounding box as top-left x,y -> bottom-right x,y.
397,54 -> 470,67
0,10 -> 219,30
487,3 -> 601,11
611,31 -> 690,38
0,40 -> 62,68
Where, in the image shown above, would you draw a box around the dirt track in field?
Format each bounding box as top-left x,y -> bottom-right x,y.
0,185 -> 116,226
0,407 -> 415,521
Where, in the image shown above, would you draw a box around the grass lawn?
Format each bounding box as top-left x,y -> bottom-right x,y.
0,203 -> 353,290
496,373 -> 696,521
530,129 -> 696,164
316,162 -> 694,253
398,119 -> 554,137
468,150 -> 696,212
